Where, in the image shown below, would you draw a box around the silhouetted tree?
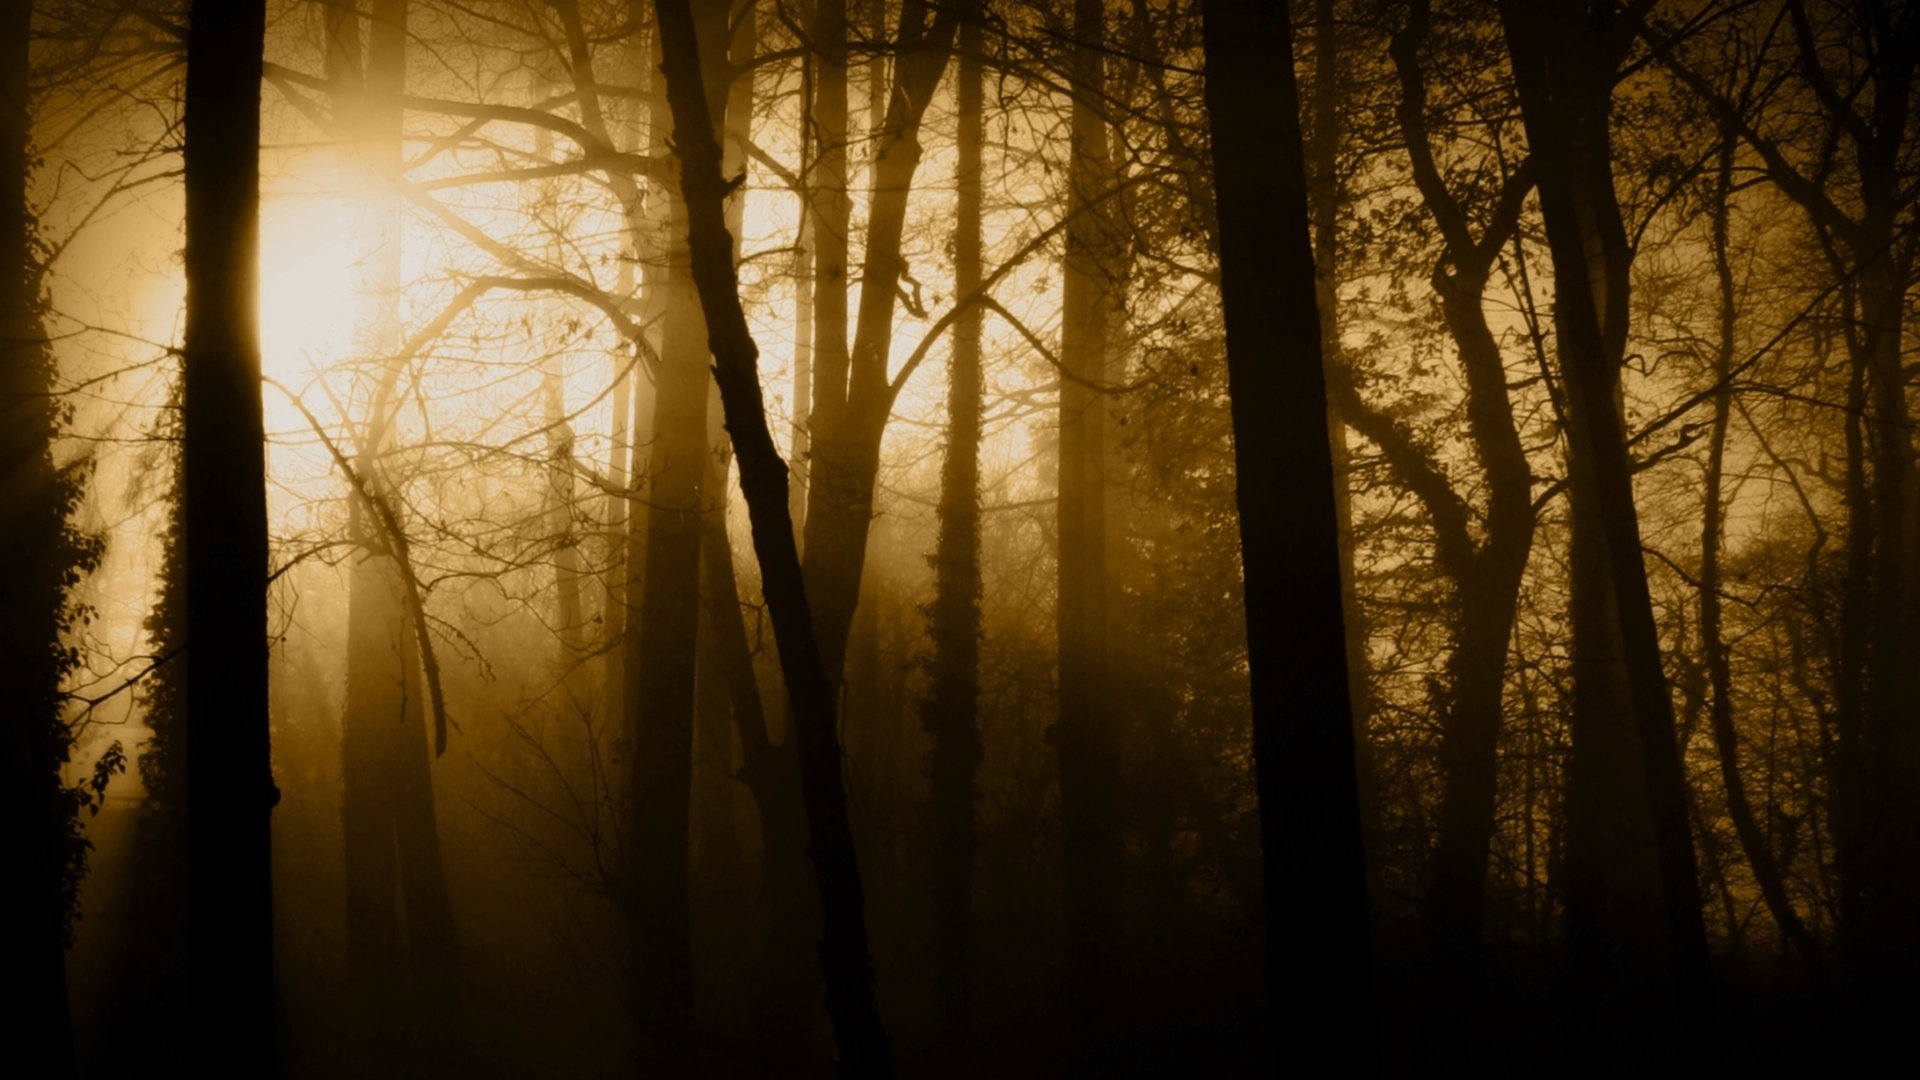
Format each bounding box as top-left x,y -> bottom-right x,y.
2,2 -> 103,1074
1497,0 -> 1712,1035
920,0 -> 985,1064
1370,0 -> 1538,1007
624,0 -> 726,1069
182,0 -> 276,1066
652,0 -> 892,1073
1054,0 -> 1125,1047
1199,0 -> 1372,1052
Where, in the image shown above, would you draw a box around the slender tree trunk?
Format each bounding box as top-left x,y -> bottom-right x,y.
328,7 -> 462,1063
1055,0 -> 1123,1041
554,0 -> 653,715
921,4 -> 984,1065
652,0 -> 892,1073
1,2 -> 82,1072
1200,0 -> 1372,1052
810,0 -> 851,429
1699,133 -> 1826,982
544,362 -> 585,649
1383,0 -> 1538,1009
183,0 -> 277,1069
625,1 -> 729,1069
1833,341 -> 1870,963
698,501 -> 818,1071
798,1 -> 958,685
1854,217 -> 1920,1009
1497,0 -> 1712,1029
1422,275 -> 1535,996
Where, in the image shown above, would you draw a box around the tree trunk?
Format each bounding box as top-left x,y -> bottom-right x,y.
1055,0 -> 1124,1043
1383,0 -> 1538,1010
1699,132 -> 1825,983
810,0 -> 851,434
182,0 -> 277,1068
1200,0 -> 1372,1052
798,0 -> 958,685
625,1 -> 728,1069
1,2 -> 83,1072
1497,0 -> 1712,1029
920,3 -> 984,1065
652,0 -> 892,1073
328,6 -> 463,1064
543,362 -> 585,650
1852,145 -> 1920,1008
699,503 -> 819,1071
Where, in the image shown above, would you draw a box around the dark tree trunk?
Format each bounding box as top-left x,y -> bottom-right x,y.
920,2 -> 984,1065
1199,0 -> 1372,1051
625,1 -> 728,1069
698,504 -> 819,1072
798,0 -> 958,685
1055,0 -> 1124,1039
1497,0 -> 1712,1029
1832,11 -> 1920,1003
810,0 -> 851,430
182,0 -> 277,1068
1380,0 -> 1538,1012
1699,133 -> 1825,983
1,2 -> 84,1073
651,0 -> 892,1073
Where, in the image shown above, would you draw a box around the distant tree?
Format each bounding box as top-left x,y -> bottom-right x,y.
1199,0 -> 1372,1052
1662,0 -> 1920,1010
1054,0 -> 1125,1043
181,0 -> 276,1066
324,3 -> 464,1061
921,0 -> 985,1063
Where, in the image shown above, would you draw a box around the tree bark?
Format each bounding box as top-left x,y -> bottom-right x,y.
1055,0 -> 1124,1038
798,0 -> 958,685
1380,0 -> 1538,1005
1497,0 -> 1712,1027
183,0 -> 277,1068
921,2 -> 984,1065
1699,131 -> 1826,983
1,1 -> 83,1072
651,0 -> 893,1073
624,1 -> 728,1069
1200,0 -> 1372,1051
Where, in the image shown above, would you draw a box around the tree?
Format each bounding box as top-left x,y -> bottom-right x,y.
1199,0 -> 1372,1052
1055,0 -> 1125,1037
1497,0 -> 1712,1033
325,3 -> 463,1060
921,0 -> 985,1063
2,1 -> 103,1074
1660,0 -> 1920,1008
799,0 -> 958,684
651,0 -> 892,1073
623,0 -> 728,1069
1370,0 -> 1538,1004
182,0 -> 276,1067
